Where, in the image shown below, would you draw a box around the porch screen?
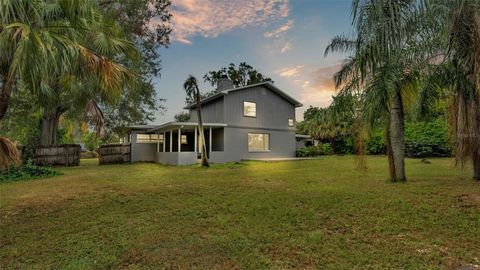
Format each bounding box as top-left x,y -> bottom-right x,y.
136,134 -> 163,143
248,133 -> 269,152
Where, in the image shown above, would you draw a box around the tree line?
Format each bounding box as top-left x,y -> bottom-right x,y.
310,0 -> 479,181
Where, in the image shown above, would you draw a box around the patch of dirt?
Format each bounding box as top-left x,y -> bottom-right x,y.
456,194 -> 480,208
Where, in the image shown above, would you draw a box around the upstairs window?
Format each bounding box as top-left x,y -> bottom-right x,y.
136,134 -> 163,143
248,133 -> 269,152
288,119 -> 294,126
243,101 -> 256,117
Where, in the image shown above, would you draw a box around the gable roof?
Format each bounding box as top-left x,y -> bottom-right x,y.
183,82 -> 303,109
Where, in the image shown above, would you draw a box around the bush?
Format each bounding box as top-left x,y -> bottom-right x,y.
0,161 -> 58,182
81,151 -> 98,159
366,129 -> 386,155
296,143 -> 333,157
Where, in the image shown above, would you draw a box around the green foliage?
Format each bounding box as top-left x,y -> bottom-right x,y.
0,161 -> 58,182
404,118 -> 449,145
80,151 -> 99,159
174,112 -> 191,122
296,143 -> 333,157
82,132 -> 100,152
203,62 -> 273,89
366,129 -> 386,155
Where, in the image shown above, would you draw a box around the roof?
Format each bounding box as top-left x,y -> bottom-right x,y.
183,82 -> 303,109
146,122 -> 227,133
127,125 -> 159,130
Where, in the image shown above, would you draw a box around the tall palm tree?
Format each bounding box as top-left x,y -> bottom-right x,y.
183,75 -> 209,167
418,0 -> 480,180
0,0 -> 137,145
325,0 -> 426,182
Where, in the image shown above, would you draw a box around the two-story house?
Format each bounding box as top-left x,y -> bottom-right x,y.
127,77 -> 303,165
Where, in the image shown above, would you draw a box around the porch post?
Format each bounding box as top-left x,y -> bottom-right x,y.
169,130 -> 173,152
178,128 -> 181,153
209,127 -> 212,153
194,127 -> 197,153
157,132 -> 160,152
163,132 -> 166,152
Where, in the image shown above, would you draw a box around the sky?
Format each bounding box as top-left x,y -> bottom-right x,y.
152,0 -> 352,124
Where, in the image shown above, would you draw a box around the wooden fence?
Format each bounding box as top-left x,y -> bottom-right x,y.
35,144 -> 80,166
98,144 -> 131,165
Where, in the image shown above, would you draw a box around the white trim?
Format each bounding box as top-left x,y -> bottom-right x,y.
163,132 -> 166,152
178,128 -> 181,152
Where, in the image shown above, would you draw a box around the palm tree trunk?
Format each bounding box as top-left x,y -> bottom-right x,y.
40,106 -> 68,145
389,87 -> 406,182
472,92 -> 480,180
195,86 -> 209,167
0,77 -> 14,121
386,125 -> 396,180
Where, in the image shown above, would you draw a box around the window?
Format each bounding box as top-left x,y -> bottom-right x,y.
288,118 -> 294,127
181,135 -> 188,144
243,101 -> 256,117
136,133 -> 163,143
248,133 -> 270,152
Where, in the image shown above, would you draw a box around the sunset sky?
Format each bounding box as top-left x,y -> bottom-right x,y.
153,0 -> 352,123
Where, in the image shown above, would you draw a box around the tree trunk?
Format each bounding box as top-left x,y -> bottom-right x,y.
389,87 -> 406,182
472,92 -> 480,180
195,86 -> 209,167
0,77 -> 14,121
386,125 -> 396,180
40,106 -> 66,146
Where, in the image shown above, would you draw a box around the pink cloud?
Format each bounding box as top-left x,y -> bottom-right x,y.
166,0 -> 290,44
280,41 -> 292,53
264,20 -> 294,38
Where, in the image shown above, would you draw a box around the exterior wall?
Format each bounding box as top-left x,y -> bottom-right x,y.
130,130 -> 156,162
222,127 -> 296,161
189,97 -> 224,123
155,152 -> 197,165
223,85 -> 296,130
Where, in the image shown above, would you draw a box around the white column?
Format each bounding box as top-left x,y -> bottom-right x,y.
169,130 -> 173,152
209,127 -> 212,153
194,127 -> 198,153
163,132 -> 166,152
178,128 -> 181,153
157,132 -> 160,152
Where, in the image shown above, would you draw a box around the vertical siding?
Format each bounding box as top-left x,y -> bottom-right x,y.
224,86 -> 295,130
189,97 -> 224,123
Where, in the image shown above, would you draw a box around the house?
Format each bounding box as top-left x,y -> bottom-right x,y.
126,77 -> 303,165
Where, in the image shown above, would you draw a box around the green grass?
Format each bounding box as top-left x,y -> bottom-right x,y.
1,156 -> 479,269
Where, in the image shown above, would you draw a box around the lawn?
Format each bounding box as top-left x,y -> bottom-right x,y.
0,156 -> 479,269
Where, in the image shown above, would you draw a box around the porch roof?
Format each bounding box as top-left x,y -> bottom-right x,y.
146,122 -> 227,133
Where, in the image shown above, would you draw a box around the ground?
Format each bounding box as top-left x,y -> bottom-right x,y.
0,156 -> 479,269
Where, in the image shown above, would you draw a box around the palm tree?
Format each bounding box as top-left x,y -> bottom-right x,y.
0,0 -> 137,145
325,0 -> 427,182
418,0 -> 480,180
183,75 -> 209,167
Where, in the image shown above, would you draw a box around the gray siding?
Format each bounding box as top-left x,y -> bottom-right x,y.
224,85 -> 295,130
130,130 -> 156,162
221,127 -> 296,161
189,97 -> 224,123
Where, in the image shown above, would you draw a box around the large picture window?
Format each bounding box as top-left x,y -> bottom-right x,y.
243,101 -> 256,117
248,133 -> 269,152
136,134 -> 163,143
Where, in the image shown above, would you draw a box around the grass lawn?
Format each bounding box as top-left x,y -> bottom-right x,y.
1,156 -> 479,269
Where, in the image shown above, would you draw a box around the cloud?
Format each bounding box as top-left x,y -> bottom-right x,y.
277,65 -> 303,77
280,41 -> 292,53
164,0 -> 290,44
264,20 -> 294,38
297,64 -> 343,108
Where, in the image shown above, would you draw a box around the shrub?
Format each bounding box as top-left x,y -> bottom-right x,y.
81,151 -> 98,159
296,143 -> 333,157
0,161 -> 58,182
365,130 -> 386,155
